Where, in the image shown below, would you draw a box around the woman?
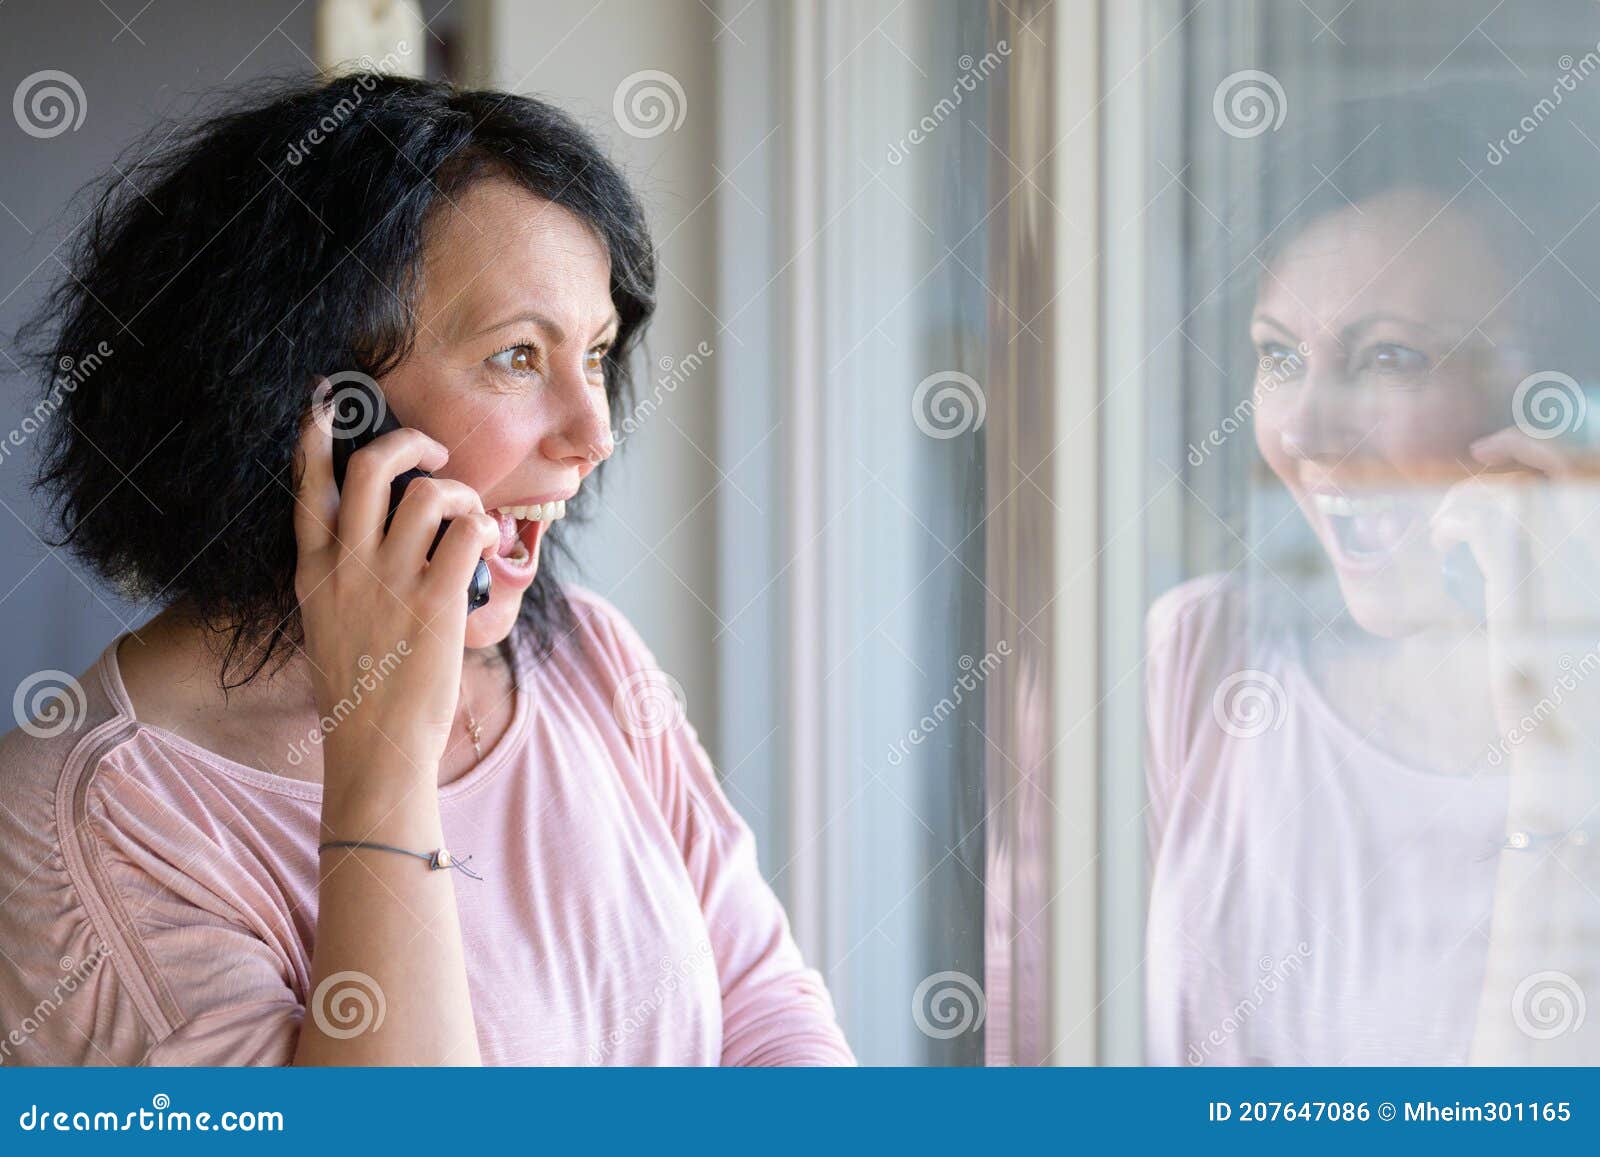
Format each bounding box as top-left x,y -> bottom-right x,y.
0,74 -> 853,1066
1145,85 -> 1600,1065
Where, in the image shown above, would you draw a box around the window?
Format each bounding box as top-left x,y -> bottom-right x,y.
715,0 -> 1006,1066
1105,0 -> 1600,1065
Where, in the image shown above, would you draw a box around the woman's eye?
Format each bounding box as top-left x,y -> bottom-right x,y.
585,346 -> 609,379
1360,342 -> 1429,378
490,343 -> 540,375
1257,343 -> 1306,378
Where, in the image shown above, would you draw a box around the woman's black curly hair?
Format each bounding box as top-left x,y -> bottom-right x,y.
22,73 -> 656,690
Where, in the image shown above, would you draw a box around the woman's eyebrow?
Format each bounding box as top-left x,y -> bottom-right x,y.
1338,312 -> 1454,342
463,309 -> 623,345
1249,313 -> 1296,338
464,309 -> 565,344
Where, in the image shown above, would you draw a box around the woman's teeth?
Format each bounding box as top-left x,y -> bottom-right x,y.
490,501 -> 567,566
492,500 -> 567,522
1311,492 -> 1394,518
1311,492 -> 1414,558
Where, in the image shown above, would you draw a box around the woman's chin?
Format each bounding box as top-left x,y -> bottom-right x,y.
1332,564 -> 1462,639
1338,591 -> 1420,638
464,566 -> 535,650
465,533 -> 544,649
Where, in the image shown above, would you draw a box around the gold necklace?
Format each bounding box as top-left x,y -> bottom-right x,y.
459,677 -> 483,761
459,645 -> 511,764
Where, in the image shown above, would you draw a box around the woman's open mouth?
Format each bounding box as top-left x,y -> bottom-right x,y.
1310,491 -> 1423,572
485,499 -> 567,584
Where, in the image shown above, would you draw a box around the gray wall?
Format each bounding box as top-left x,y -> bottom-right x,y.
0,0 -> 323,690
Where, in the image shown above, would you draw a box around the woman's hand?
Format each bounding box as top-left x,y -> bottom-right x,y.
1427,426 -> 1600,811
1431,426 -> 1600,633
1431,424 -> 1600,1063
291,399 -> 500,786
287,396 -> 495,1066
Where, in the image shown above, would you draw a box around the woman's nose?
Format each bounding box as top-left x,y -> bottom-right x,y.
538,360 -> 615,468
1279,365 -> 1357,462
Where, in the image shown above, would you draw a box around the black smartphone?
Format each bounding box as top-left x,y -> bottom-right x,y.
323,373 -> 492,613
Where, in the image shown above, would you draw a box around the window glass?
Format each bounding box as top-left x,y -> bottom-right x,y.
1139,0 -> 1600,1065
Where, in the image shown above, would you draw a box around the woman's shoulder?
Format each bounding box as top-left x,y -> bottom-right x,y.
559,581 -> 644,635
0,633 -> 225,925
545,582 -> 663,677
1144,572 -> 1254,677
1142,572 -> 1270,786
0,640 -> 139,823
543,583 -> 684,738
541,582 -> 710,790
0,640 -> 173,1063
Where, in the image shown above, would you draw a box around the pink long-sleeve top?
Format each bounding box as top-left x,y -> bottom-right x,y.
0,585 -> 854,1066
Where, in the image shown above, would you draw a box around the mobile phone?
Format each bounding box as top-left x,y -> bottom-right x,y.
1441,541 -> 1486,621
323,373 -> 492,613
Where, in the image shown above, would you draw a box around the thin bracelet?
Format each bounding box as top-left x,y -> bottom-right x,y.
318,839 -> 484,880
1479,828 -> 1592,859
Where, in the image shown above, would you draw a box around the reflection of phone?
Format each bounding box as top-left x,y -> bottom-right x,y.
326,375 -> 492,613
1441,542 -> 1486,621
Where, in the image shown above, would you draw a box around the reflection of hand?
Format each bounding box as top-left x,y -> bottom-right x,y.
1430,426 -> 1600,626
1429,425 -> 1600,824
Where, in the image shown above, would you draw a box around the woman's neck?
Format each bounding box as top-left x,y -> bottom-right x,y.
1304,616 -> 1498,773
115,600 -> 513,788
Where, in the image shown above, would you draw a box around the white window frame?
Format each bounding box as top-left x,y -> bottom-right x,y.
712,0 -> 1143,1066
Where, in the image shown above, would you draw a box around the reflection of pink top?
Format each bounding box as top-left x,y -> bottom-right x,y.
1144,576 -> 1509,1065
0,586 -> 853,1066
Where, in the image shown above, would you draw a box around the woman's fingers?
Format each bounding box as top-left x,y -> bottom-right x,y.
1470,425 -> 1596,477
421,512 -> 501,607
382,475 -> 491,567
292,402 -> 340,559
335,428 -> 450,557
1429,473 -> 1533,599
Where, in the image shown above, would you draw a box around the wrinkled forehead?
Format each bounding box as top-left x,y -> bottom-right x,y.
415,176 -> 615,342
1254,188 -> 1511,336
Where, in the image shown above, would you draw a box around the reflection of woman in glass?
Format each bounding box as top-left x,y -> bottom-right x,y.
1146,86 -> 1600,1064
